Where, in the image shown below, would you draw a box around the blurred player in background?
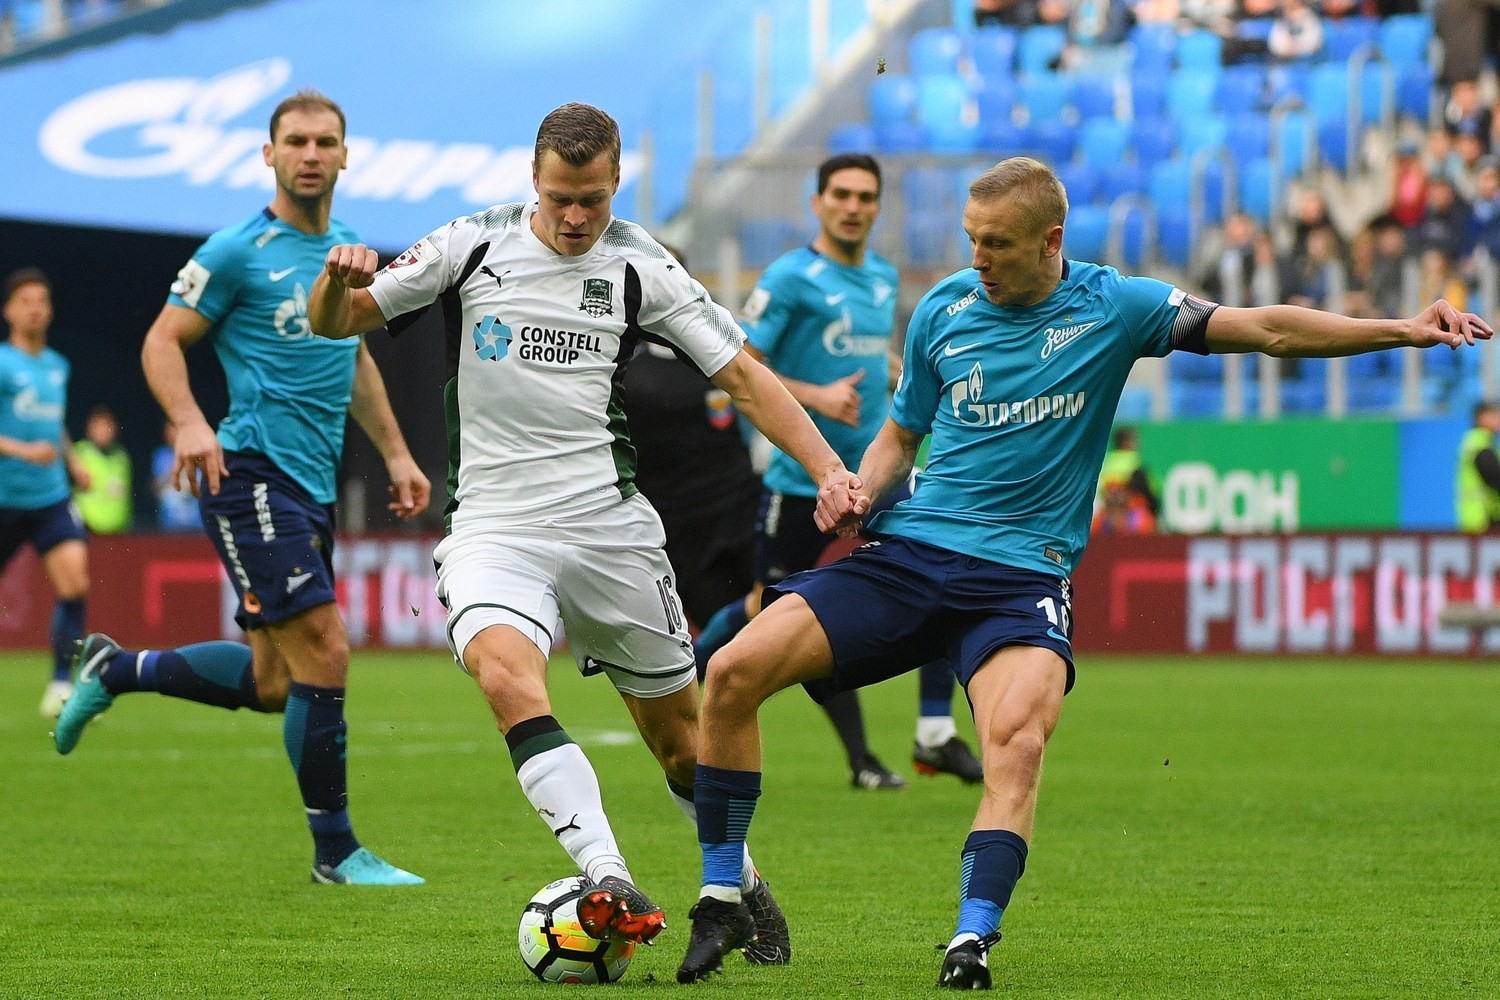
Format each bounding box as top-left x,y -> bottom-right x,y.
692,154 -> 981,790
678,156 -> 1494,987
619,244 -> 760,629
0,267 -> 92,719
54,90 -> 430,887
1455,400 -> 1500,532
308,102 -> 859,957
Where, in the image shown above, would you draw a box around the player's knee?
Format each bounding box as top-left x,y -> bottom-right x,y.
983,723 -> 1047,780
702,645 -> 771,712
255,673 -> 290,711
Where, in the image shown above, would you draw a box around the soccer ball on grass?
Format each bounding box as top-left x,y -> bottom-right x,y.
518,875 -> 635,983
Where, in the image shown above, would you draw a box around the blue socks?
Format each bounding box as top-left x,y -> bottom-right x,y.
694,599 -> 749,679
50,598 -> 84,682
284,682 -> 359,868
955,830 -> 1029,940
695,764 -> 761,895
101,642 -> 265,711
919,659 -> 957,718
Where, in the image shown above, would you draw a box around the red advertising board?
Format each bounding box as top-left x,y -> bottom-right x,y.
4,532 -> 1497,656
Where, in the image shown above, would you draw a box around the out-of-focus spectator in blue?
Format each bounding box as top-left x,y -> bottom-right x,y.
151,420 -> 199,532
1415,175 -> 1473,261
1281,224 -> 1341,310
974,0 -> 1042,28
1445,80 -> 1492,152
1058,0 -> 1133,69
1466,157 -> 1500,260
1266,0 -> 1324,61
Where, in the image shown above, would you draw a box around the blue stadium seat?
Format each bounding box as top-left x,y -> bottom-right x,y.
1119,203 -> 1150,269
1149,160 -> 1192,211
1235,18 -> 1275,45
1227,113 -> 1271,163
1281,360 -> 1329,414
1019,73 -> 1073,124
1308,63 -> 1348,126
1397,63 -> 1435,121
1167,69 -> 1221,121
1131,75 -> 1168,119
740,218 -> 798,270
1065,204 -> 1111,260
1129,23 -> 1177,77
1239,157 -> 1275,224
872,120 -> 929,152
1318,119 -> 1350,173
1323,16 -> 1380,61
911,27 -> 966,77
869,74 -> 918,126
1201,156 -> 1228,222
1172,350 -> 1225,381
1116,385 -> 1154,421
971,25 -> 1019,79
1170,381 -> 1225,418
1356,61 -> 1391,125
1273,109 -> 1313,176
916,74 -> 979,152
1100,162 -> 1147,202
905,209 -> 959,267
1346,352 -> 1399,411
1216,64 -> 1267,115
1176,30 -> 1223,72
1157,208 -> 1193,267
1378,14 -> 1433,69
828,122 -> 877,153
1071,73 -> 1119,119
903,166 -> 954,213
979,119 -> 1030,156
1018,24 -> 1068,74
1131,116 -> 1177,168
1178,114 -> 1228,159
1028,119 -> 1078,163
1078,117 -> 1131,167
1267,63 -> 1312,105
1056,160 -> 1102,205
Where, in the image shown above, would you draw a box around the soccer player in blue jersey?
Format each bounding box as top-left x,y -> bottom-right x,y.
53,91 -> 431,887
677,157 -> 1494,986
1,268 -> 92,719
693,154 -> 982,791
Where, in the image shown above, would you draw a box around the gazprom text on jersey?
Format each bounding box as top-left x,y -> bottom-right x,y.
954,391 -> 1087,427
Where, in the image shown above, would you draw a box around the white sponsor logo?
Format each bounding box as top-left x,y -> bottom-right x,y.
273,284 -> 312,339
37,59 -> 641,207
873,281 -> 894,307
1040,321 -> 1097,360
269,266 -> 296,281
824,292 -> 846,306
286,571 -> 314,594
943,341 -> 982,357
946,289 -> 980,317
12,386 -> 64,421
822,312 -> 887,357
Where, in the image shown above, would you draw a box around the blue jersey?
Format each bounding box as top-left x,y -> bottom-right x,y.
741,246 -> 899,497
0,342 -> 71,510
168,209 -> 361,503
874,260 -> 1202,577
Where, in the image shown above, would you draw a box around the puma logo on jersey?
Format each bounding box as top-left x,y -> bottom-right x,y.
1040,321 -> 1098,359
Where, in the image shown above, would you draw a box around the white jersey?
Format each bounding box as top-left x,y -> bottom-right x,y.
369,201 -> 744,532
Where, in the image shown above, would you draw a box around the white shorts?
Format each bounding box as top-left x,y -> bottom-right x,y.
433,493 -> 696,699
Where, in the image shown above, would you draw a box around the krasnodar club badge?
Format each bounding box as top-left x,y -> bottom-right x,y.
578,278 -> 614,317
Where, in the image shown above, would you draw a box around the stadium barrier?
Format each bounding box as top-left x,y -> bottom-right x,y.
2,532 -> 1496,657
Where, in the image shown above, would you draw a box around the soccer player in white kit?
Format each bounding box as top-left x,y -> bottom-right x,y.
309,103 -> 859,956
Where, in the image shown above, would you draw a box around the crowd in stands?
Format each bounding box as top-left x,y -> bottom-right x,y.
0,0 -> 170,55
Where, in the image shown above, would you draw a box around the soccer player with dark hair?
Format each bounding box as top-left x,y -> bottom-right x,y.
54,90 -> 430,886
308,102 -> 859,955
1,267 -> 93,719
693,153 -> 982,791
677,156 -> 1492,987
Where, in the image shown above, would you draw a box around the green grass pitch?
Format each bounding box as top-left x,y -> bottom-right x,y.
3,650 -> 1497,998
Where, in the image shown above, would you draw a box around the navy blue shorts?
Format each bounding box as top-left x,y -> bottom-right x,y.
0,497 -> 86,566
198,452 -> 337,631
754,483 -> 911,585
766,534 -> 1076,697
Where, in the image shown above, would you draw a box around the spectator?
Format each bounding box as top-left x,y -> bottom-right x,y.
1390,141 -> 1430,230
71,404 -> 131,534
1370,221 -> 1409,319
1249,231 -> 1284,307
1444,79 -> 1492,148
1415,175 -> 1472,261
1095,425 -> 1160,524
151,420 -> 199,532
974,0 -> 1042,27
1449,121 -> 1488,202
1418,246 -> 1469,311
1424,126 -> 1467,191
1199,211 -> 1258,306
1266,0 -> 1324,61
1455,400 -> 1500,532
1343,225 -> 1381,318
1281,224 -> 1342,309
1290,188 -> 1344,261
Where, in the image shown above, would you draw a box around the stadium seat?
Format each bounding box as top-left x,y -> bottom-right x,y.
1167,69 -> 1221,122
868,74 -> 918,127
903,166 -> 953,213
1235,18 -> 1274,45
1149,159 -> 1192,211
1116,384 -> 1154,421
1100,162 -> 1148,202
1065,204 -> 1111,260
1170,381 -> 1224,418
873,120 -> 929,152
1028,119 -> 1079,163
1239,156 -> 1275,223
1397,63 -> 1435,121
1176,30 -> 1223,72
1056,160 -> 1102,205
1157,208 -> 1193,267
1018,24 -> 1068,74
1171,350 -> 1225,381
905,209 -> 959,268
1281,360 -> 1329,413
1274,108 -> 1314,176
1267,63 -> 1312,105
916,74 -> 979,152
1227,113 -> 1271,163
1378,14 -> 1433,69
971,25 -> 1019,80
910,27 -> 966,77
1318,119 -> 1350,173
1131,75 -> 1168,120
1323,16 -> 1380,61
1178,114 -> 1228,159
1118,203 -> 1150,269
1078,117 -> 1131,167
1307,63 -> 1348,126
1019,73 -> 1073,124
828,122 -> 877,153
1071,73 -> 1119,120
1216,64 -> 1267,115
1131,116 -> 1177,168
974,76 -> 1018,127
740,218 -> 798,270
1129,23 -> 1177,78
1357,61 -> 1391,125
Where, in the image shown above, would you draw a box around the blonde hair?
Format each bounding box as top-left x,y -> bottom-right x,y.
968,157 -> 1068,234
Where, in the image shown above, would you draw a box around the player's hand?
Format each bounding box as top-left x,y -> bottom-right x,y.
172,419 -> 227,497
323,244 -> 381,291
12,440 -> 58,465
1411,300 -> 1494,349
386,455 -> 430,521
815,469 -> 866,536
812,370 -> 865,428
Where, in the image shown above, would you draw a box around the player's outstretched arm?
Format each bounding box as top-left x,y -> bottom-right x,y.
711,349 -> 862,528
141,303 -> 227,497
349,340 -> 430,521
309,243 -> 389,340
837,419 -> 924,538
1205,299 -> 1494,358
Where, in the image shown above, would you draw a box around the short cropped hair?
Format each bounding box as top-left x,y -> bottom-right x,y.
4,267 -> 50,304
269,89 -> 346,142
969,157 -> 1069,233
1477,400 -> 1499,421
817,153 -> 881,196
535,103 -> 621,173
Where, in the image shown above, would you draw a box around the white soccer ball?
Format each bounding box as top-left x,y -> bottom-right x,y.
518,875 -> 636,984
